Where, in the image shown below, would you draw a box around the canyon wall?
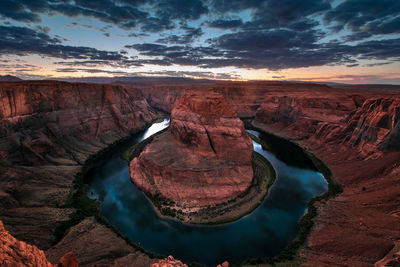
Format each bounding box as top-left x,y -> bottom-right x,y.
137,82 -> 399,156
0,81 -> 159,265
130,91 -> 253,212
1,80 -> 399,266
136,82 -> 400,266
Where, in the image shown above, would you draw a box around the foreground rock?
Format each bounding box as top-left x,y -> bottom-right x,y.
151,256 -> 187,267
130,91 -> 254,219
46,217 -> 157,266
0,219 -> 78,266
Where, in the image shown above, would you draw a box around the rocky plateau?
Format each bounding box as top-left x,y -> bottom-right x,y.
0,80 -> 399,266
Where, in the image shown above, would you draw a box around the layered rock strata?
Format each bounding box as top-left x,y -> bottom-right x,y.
130,91 -> 253,213
0,219 -> 78,266
1,80 -> 399,266
0,81 -> 159,265
134,82 -> 400,266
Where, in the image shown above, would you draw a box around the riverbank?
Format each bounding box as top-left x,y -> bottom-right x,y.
49,116 -> 168,264
123,128 -> 277,225
240,120 -> 342,266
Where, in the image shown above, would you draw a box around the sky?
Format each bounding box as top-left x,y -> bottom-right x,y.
0,0 -> 400,84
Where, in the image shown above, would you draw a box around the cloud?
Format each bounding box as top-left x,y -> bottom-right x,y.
129,29 -> 351,69
129,28 -> 400,70
211,0 -> 330,31
208,19 -> 243,29
0,0 -> 209,33
0,25 -> 130,62
324,0 -> 400,39
156,25 -> 203,44
364,62 -> 393,67
56,68 -> 129,75
0,0 -> 399,78
287,74 -> 400,84
54,68 -> 240,80
55,59 -> 142,68
153,0 -> 208,21
0,0 -> 41,22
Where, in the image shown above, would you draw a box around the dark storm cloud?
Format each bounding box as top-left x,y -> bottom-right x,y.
156,25 -> 203,44
129,31 -> 400,70
153,0 -> 208,21
129,29 -> 344,69
252,0 -> 330,25
0,0 -> 208,32
0,0 -> 41,22
211,0 -> 331,31
128,41 -> 347,70
0,0 -> 400,72
0,25 -> 130,62
213,29 -> 321,50
351,38 -> 400,60
210,0 -> 262,12
324,0 -> 400,36
138,0 -> 208,32
208,19 -> 243,29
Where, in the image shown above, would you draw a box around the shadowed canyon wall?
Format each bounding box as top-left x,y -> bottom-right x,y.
0,80 -> 399,266
0,81 -> 160,266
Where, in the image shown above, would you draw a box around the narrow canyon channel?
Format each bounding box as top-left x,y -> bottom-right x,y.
87,118 -> 328,265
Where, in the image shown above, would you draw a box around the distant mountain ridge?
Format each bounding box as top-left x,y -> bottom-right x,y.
0,75 -> 22,81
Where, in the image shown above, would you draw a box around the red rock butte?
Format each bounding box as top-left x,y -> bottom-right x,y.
129,91 -> 254,210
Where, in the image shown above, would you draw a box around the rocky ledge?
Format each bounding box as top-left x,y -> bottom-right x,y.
129,91 -> 256,222
0,219 -> 78,266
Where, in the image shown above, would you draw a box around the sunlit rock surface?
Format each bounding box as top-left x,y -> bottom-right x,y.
0,220 -> 78,267
130,91 -> 253,210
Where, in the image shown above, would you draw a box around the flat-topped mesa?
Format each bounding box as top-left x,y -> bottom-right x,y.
129,91 -> 254,213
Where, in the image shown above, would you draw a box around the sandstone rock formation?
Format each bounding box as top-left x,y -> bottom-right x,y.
130,91 -> 253,212
134,82 -> 400,266
0,219 -> 78,266
151,256 -> 187,267
46,217 -> 157,266
0,81 -> 159,264
315,97 -> 400,157
374,241 -> 400,267
1,79 -> 399,266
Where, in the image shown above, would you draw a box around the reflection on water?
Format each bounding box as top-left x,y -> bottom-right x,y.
88,120 -> 328,266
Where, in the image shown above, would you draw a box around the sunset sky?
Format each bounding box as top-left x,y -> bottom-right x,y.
1,0 -> 400,84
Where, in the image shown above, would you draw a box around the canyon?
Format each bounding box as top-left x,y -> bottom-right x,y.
129,91 -> 255,221
0,80 -> 399,266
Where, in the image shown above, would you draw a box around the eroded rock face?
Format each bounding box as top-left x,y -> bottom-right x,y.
151,256 -> 187,267
0,81 -> 157,165
0,81 -> 158,253
0,219 -> 78,267
130,91 -> 253,210
314,97 -> 400,157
